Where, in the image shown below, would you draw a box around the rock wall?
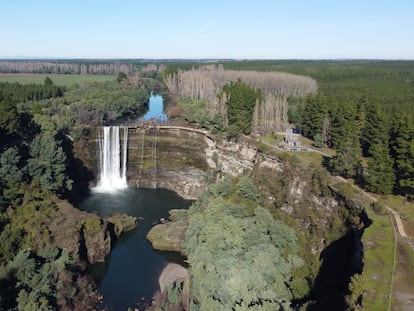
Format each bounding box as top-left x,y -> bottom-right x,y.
74,127 -> 209,200
47,200 -> 137,264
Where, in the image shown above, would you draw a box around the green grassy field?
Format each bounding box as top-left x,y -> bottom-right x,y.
362,209 -> 395,311
0,73 -> 115,86
377,195 -> 414,237
392,241 -> 414,310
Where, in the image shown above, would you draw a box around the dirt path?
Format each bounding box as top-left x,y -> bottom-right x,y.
260,136 -> 414,309
387,208 -> 408,238
261,137 -> 412,241
333,176 -> 409,238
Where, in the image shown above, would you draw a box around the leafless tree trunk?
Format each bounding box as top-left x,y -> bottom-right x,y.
164,65 -> 317,134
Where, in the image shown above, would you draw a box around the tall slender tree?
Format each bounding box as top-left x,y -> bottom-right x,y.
364,141 -> 395,194
390,114 -> 414,197
222,80 -> 261,135
300,92 -> 329,140
328,103 -> 362,178
362,103 -> 395,193
361,102 -> 385,157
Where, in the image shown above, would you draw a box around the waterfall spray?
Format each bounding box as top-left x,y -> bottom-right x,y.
95,126 -> 128,192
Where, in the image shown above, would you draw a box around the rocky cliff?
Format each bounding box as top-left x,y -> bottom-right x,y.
49,200 -> 137,264
74,127 -> 209,200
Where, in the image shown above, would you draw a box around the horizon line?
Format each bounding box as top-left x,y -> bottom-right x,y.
1,57 -> 414,62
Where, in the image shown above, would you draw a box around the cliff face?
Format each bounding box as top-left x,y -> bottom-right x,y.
127,128 -> 208,199
40,200 -> 137,265
74,127 -> 209,200
74,127 -> 363,259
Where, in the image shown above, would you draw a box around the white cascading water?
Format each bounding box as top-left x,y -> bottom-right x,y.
95,126 -> 128,192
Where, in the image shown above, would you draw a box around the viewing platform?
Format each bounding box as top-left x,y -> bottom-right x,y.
126,119 -> 212,139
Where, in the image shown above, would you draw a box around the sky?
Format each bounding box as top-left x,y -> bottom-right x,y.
1,0 -> 413,59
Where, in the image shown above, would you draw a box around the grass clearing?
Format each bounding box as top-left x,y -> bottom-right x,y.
260,134 -> 285,145
0,73 -> 115,86
378,195 -> 414,237
392,241 -> 414,310
298,135 -> 314,146
290,149 -> 325,167
362,208 -> 395,311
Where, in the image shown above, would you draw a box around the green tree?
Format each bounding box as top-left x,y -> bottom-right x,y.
44,77 -> 54,87
364,141 -> 395,194
345,273 -> 365,311
327,102 -> 362,178
0,147 -> 23,184
223,81 -> 261,135
300,92 -> 329,140
361,102 -> 386,157
184,180 -> 303,310
116,72 -> 128,83
328,138 -> 362,178
6,247 -> 73,311
361,103 -> 395,193
0,100 -> 19,137
236,176 -> 259,201
313,133 -> 325,148
390,114 -> 414,197
27,133 -> 72,194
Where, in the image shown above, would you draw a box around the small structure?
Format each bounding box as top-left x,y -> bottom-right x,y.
284,127 -> 301,151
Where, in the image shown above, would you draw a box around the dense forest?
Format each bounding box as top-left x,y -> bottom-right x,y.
0,60 -> 413,310
166,65 -> 317,136
168,60 -> 414,198
0,70 -> 159,309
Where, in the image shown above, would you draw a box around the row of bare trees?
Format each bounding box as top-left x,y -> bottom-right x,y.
0,61 -> 135,75
140,63 -> 166,72
165,65 -> 318,134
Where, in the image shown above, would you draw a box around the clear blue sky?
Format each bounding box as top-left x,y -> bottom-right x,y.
1,0 -> 413,59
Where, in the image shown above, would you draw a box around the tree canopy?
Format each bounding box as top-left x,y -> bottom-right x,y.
223,80 -> 261,136
184,177 -> 303,310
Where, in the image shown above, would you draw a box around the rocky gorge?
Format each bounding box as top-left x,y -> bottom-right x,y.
68,119 -> 372,310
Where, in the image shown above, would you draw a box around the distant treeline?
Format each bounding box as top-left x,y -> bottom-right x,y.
0,60 -> 136,75
0,59 -> 195,76
166,64 -> 317,135
164,60 -> 414,198
0,77 -> 64,102
222,59 -> 414,115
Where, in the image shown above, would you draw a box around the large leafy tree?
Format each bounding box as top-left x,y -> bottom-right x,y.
27,133 -> 72,194
184,179 -> 303,310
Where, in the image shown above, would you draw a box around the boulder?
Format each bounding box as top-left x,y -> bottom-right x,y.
147,217 -> 188,254
159,263 -> 188,293
106,213 -> 138,237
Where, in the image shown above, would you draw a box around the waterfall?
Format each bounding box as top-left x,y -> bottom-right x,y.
95,126 -> 128,192
122,126 -> 128,182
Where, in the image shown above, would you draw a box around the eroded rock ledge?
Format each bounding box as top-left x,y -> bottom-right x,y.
147,209 -> 188,254
49,200 -> 137,264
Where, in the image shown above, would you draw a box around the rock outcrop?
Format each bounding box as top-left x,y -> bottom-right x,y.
147,210 -> 189,254
146,221 -> 186,253
48,200 -> 137,264
106,213 -> 138,237
158,263 -> 188,293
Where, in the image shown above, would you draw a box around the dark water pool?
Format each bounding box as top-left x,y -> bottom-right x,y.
78,188 -> 192,311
